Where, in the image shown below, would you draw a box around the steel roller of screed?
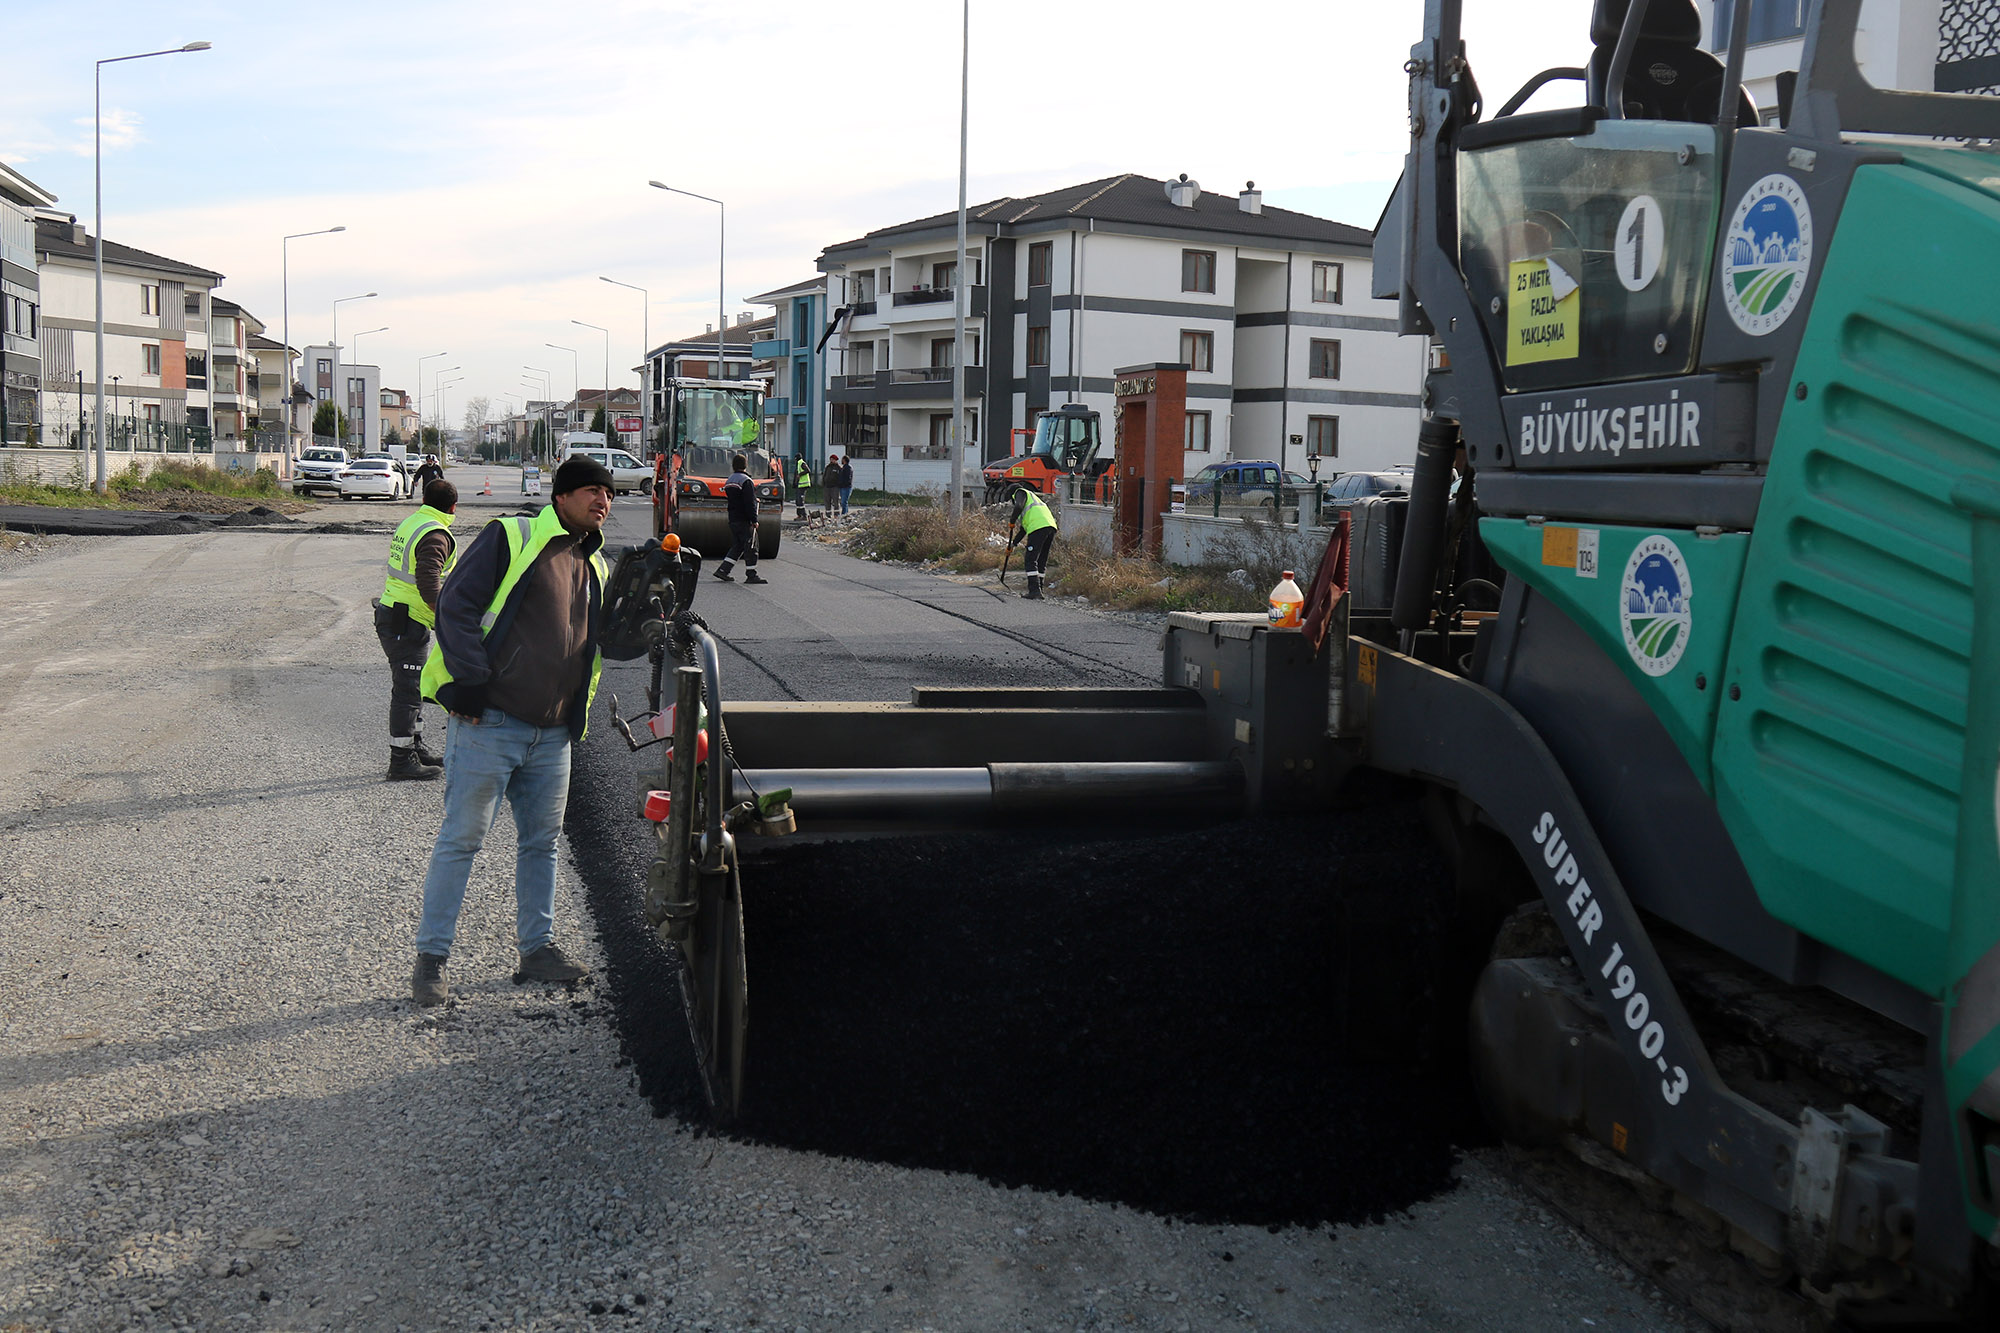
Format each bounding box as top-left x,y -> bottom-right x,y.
725,761 -> 1242,824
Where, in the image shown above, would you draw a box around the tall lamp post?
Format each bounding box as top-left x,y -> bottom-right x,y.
281,225 -> 344,461
572,320 -> 611,446
416,350 -> 448,450
429,365 -> 460,444
437,374 -> 463,448
544,342 -> 579,438
950,0 -> 970,518
94,40 -> 211,492
648,183 -> 726,385
522,366 -> 551,463
600,276 -> 649,453
350,326 -> 387,453
330,291 -> 375,450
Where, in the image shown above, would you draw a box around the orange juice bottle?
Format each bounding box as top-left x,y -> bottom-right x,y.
1268,570 -> 1304,628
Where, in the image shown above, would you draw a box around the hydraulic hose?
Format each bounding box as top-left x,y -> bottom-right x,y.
1391,415 -> 1462,641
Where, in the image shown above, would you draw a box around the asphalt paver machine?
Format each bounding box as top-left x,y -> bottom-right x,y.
606,0 -> 2000,1316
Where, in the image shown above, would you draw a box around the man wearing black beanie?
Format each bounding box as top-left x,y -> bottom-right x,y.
407,453 -> 614,1005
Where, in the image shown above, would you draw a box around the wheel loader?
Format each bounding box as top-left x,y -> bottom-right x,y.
601,0 -> 2000,1318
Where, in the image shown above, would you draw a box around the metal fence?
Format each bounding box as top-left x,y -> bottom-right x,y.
36,413 -> 216,454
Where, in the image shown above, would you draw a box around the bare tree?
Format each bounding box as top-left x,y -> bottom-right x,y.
461,395 -> 491,442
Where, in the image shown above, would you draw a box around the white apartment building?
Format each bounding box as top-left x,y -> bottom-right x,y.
300,344 -> 382,452
818,173 -> 1425,493
205,297 -> 270,443
2,161 -> 56,444
249,333 -> 296,442
33,212 -> 223,442
1701,0 -> 1981,116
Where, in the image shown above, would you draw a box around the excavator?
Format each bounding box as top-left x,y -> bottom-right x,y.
601,0 -> 2000,1319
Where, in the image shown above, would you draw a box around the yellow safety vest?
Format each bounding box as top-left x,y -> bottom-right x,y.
1018,491 -> 1057,536
380,505 -> 458,628
420,507 -> 609,737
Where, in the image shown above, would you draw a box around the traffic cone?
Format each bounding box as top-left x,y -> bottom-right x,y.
481,477 -> 492,496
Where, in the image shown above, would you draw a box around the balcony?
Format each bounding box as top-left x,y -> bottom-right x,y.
880,285 -> 985,325
828,365 -> 985,403
749,337 -> 791,359
762,396 -> 790,416
212,343 -> 242,361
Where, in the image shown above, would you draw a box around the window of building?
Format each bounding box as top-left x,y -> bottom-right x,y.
1311,261 -> 1344,304
933,261 -> 957,290
1182,250 -> 1216,293
1712,0 -> 1806,49
317,387 -> 329,401
143,403 -> 162,424
1027,325 -> 1051,367
1179,329 -> 1214,373
1310,338 -> 1342,379
185,352 -> 207,389
316,358 -> 331,377
1307,415 -> 1339,458
1028,241 -> 1053,287
794,300 -> 811,346
1185,411 -> 1212,453
143,344 -> 161,376
931,337 -> 955,368
140,284 -> 160,315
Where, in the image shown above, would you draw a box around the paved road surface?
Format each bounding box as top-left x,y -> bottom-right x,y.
0,520 -> 1708,1331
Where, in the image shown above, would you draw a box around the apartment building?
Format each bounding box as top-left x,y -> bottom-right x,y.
300,343 -> 381,451
557,388 -> 643,446
379,387 -> 418,444
205,297 -> 271,443
818,173 -> 1424,492
249,333 -> 295,441
1702,0 -> 1975,115
33,212 -> 223,443
1,161 -> 56,444
749,276 -> 828,468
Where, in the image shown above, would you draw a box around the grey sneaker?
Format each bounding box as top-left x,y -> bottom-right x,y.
514,943 -> 589,985
412,953 -> 449,1006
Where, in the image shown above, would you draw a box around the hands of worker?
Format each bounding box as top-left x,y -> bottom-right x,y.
437,681 -> 488,723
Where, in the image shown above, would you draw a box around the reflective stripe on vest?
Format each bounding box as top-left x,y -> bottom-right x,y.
380,505 -> 458,628
421,506 -> 609,738
1018,492 -> 1057,536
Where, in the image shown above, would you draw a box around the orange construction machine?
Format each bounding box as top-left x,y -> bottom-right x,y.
981,404 -> 1108,504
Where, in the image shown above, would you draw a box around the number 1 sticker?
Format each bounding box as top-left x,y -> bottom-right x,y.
1616,195 -> 1664,293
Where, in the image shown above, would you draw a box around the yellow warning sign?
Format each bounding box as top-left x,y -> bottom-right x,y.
1541,525 -> 1578,569
1507,257 -> 1579,365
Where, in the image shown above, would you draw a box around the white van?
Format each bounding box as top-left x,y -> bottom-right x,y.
561,442 -> 652,495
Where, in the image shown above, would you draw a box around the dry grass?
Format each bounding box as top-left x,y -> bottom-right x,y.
0,458 -> 308,514
849,496 -> 1292,614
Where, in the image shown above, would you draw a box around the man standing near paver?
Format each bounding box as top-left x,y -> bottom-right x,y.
375,478 -> 459,780
711,451 -> 768,585
408,456 -> 614,1006
838,454 -> 855,515
1008,486 -> 1059,601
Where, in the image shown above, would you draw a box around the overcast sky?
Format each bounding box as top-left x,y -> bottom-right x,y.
4,0 -> 1599,423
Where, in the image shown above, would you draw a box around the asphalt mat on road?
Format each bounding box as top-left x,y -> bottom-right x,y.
0,503 -> 294,536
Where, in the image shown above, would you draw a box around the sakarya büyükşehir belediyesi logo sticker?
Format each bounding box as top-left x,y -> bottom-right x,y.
1723,174 -> 1812,336
1622,535 -> 1693,677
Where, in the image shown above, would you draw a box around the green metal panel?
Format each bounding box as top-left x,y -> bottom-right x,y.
1712,162 -> 2000,998
1481,518 -> 1748,787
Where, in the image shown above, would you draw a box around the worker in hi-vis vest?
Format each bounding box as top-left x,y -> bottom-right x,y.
375,478 -> 459,780
794,454 -> 811,519
1007,487 -> 1059,601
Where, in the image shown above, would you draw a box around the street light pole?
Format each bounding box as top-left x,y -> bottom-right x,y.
94,40 -> 211,492
416,350 -> 448,451
429,365 -> 460,444
350,326 -> 387,453
330,291 -> 376,450
437,375 -> 463,448
281,226 -> 344,462
544,343 -> 579,439
600,276 -> 649,453
522,366 -> 550,464
649,183 -> 725,385
572,320 -> 610,446
951,0 -> 970,518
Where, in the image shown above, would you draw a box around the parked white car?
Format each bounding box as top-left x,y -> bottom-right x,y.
561,444 -> 653,495
338,457 -> 406,501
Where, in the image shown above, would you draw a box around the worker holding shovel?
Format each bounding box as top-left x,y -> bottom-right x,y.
1006,488 -> 1059,601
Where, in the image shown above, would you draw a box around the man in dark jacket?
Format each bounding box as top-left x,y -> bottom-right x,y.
407,455 -> 614,1006
711,452 -> 767,585
838,455 -> 855,515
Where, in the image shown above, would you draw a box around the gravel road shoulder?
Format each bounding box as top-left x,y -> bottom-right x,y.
0,530 -> 1701,1332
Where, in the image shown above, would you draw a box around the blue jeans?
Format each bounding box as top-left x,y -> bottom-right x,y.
415,709 -> 572,958
840,486 -> 853,515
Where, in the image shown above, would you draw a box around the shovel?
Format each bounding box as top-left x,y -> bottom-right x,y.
1000,535 -> 1016,587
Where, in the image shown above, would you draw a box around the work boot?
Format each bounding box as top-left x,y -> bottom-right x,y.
388,744 -> 442,781
413,732 -> 445,769
744,571 -> 768,585
1025,580 -> 1044,601
412,953 -> 449,1006
712,565 -> 735,582
514,943 -> 590,985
